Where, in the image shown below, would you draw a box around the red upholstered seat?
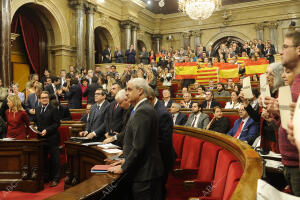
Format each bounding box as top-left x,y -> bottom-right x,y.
222,162 -> 243,200
195,150 -> 238,199
58,126 -> 70,164
172,133 -> 185,168
180,136 -> 204,169
218,101 -> 226,108
71,113 -> 83,121
223,114 -> 240,130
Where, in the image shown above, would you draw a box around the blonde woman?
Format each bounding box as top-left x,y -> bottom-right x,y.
5,95 -> 30,139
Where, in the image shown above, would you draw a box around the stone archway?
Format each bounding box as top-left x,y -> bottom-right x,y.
94,27 -> 115,64
137,32 -> 151,51
11,1 -> 71,75
206,30 -> 250,48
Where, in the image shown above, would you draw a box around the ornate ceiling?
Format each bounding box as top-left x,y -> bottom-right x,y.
143,0 -> 259,14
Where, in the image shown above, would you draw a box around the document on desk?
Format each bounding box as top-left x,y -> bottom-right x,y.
242,76 -> 253,99
293,96 -> 300,155
260,74 -> 271,107
29,125 -> 42,135
278,86 -> 292,130
98,143 -> 120,149
102,149 -> 122,154
257,179 -> 300,200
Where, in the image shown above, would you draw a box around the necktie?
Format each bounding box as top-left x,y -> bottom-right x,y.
234,121 -> 244,138
41,107 -> 45,113
191,115 -> 197,127
207,102 -> 210,109
114,103 -> 118,111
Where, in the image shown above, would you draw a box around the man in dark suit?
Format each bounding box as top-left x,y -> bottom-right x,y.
148,87 -> 175,200
170,102 -> 188,125
162,89 -> 173,108
44,76 -> 62,101
114,46 -> 124,63
139,47 -> 149,64
102,47 -> 112,63
34,91 -> 60,187
80,104 -> 92,124
79,88 -> 110,141
108,78 -> 163,200
83,76 -> 101,104
227,105 -> 259,145
181,92 -> 193,108
50,100 -> 72,121
185,102 -> 210,129
105,83 -> 125,136
26,86 -> 42,121
64,78 -> 82,109
201,90 -> 220,109
125,44 -> 136,64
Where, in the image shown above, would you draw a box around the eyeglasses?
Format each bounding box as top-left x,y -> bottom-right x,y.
40,97 -> 49,99
95,93 -> 102,96
282,44 -> 297,50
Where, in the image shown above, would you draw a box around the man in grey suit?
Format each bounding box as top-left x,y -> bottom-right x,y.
108,78 -> 163,200
185,102 -> 210,129
79,88 -> 110,141
139,47 -> 149,64
25,86 -> 42,121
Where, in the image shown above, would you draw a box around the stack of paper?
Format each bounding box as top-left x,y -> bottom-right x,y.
102,149 -> 122,154
98,143 -> 120,149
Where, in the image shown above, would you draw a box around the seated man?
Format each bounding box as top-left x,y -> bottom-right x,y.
80,104 -> 92,123
180,92 -> 193,108
177,87 -> 188,97
214,83 -> 230,97
201,90 -> 220,109
227,105 -> 259,145
185,102 -> 209,129
162,89 -> 173,108
170,102 -> 188,125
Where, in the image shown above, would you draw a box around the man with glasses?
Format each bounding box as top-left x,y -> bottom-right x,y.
227,105 -> 259,145
34,91 -> 60,187
79,88 -> 110,140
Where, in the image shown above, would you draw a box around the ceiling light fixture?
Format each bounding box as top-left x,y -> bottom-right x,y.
147,0 -> 151,5
178,0 -> 222,20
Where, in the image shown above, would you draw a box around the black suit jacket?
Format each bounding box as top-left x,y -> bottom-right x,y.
116,106 -> 133,147
103,48 -> 112,63
105,101 -> 125,135
35,104 -> 60,146
175,112 -> 188,126
25,93 -> 41,121
44,84 -> 61,101
154,100 -> 176,172
201,100 -> 220,109
65,84 -> 82,109
83,83 -> 101,104
163,99 -> 173,108
86,101 -> 110,140
121,100 -> 163,182
58,105 -> 72,121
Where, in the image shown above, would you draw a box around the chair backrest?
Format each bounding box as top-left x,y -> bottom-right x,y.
223,114 -> 240,130
222,162 -> 243,200
210,149 -> 238,199
172,133 -> 185,160
196,142 -> 222,182
71,113 -> 83,121
180,136 -> 204,169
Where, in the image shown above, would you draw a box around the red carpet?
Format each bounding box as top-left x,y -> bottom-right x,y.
0,179 -> 64,200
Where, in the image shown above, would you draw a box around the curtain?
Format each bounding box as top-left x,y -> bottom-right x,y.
18,15 -> 40,74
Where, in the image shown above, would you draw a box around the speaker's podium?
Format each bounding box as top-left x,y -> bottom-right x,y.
0,139 -> 44,192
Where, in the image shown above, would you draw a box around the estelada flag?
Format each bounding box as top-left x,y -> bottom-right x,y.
174,62 -> 198,79
196,67 -> 218,85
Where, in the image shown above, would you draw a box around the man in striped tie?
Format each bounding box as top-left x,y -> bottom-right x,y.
227,105 -> 259,145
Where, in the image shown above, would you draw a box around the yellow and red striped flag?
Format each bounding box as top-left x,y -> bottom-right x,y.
196,67 -> 218,85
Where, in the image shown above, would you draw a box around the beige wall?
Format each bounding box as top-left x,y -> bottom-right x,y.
10,0 -> 300,75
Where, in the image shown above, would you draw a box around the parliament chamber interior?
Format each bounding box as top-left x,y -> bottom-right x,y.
0,0 -> 300,199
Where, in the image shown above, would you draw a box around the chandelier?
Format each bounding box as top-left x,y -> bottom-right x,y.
178,0 -> 222,20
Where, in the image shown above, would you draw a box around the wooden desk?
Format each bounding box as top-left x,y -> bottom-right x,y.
45,141 -> 120,200
0,139 -> 45,192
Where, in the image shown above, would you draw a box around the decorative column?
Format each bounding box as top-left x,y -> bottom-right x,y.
152,34 -> 162,53
194,31 -> 202,48
120,21 -> 132,51
70,0 -> 84,68
131,24 -> 138,50
183,32 -> 190,50
85,3 -> 96,69
268,21 -> 279,52
0,0 -> 12,87
255,23 -> 264,41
